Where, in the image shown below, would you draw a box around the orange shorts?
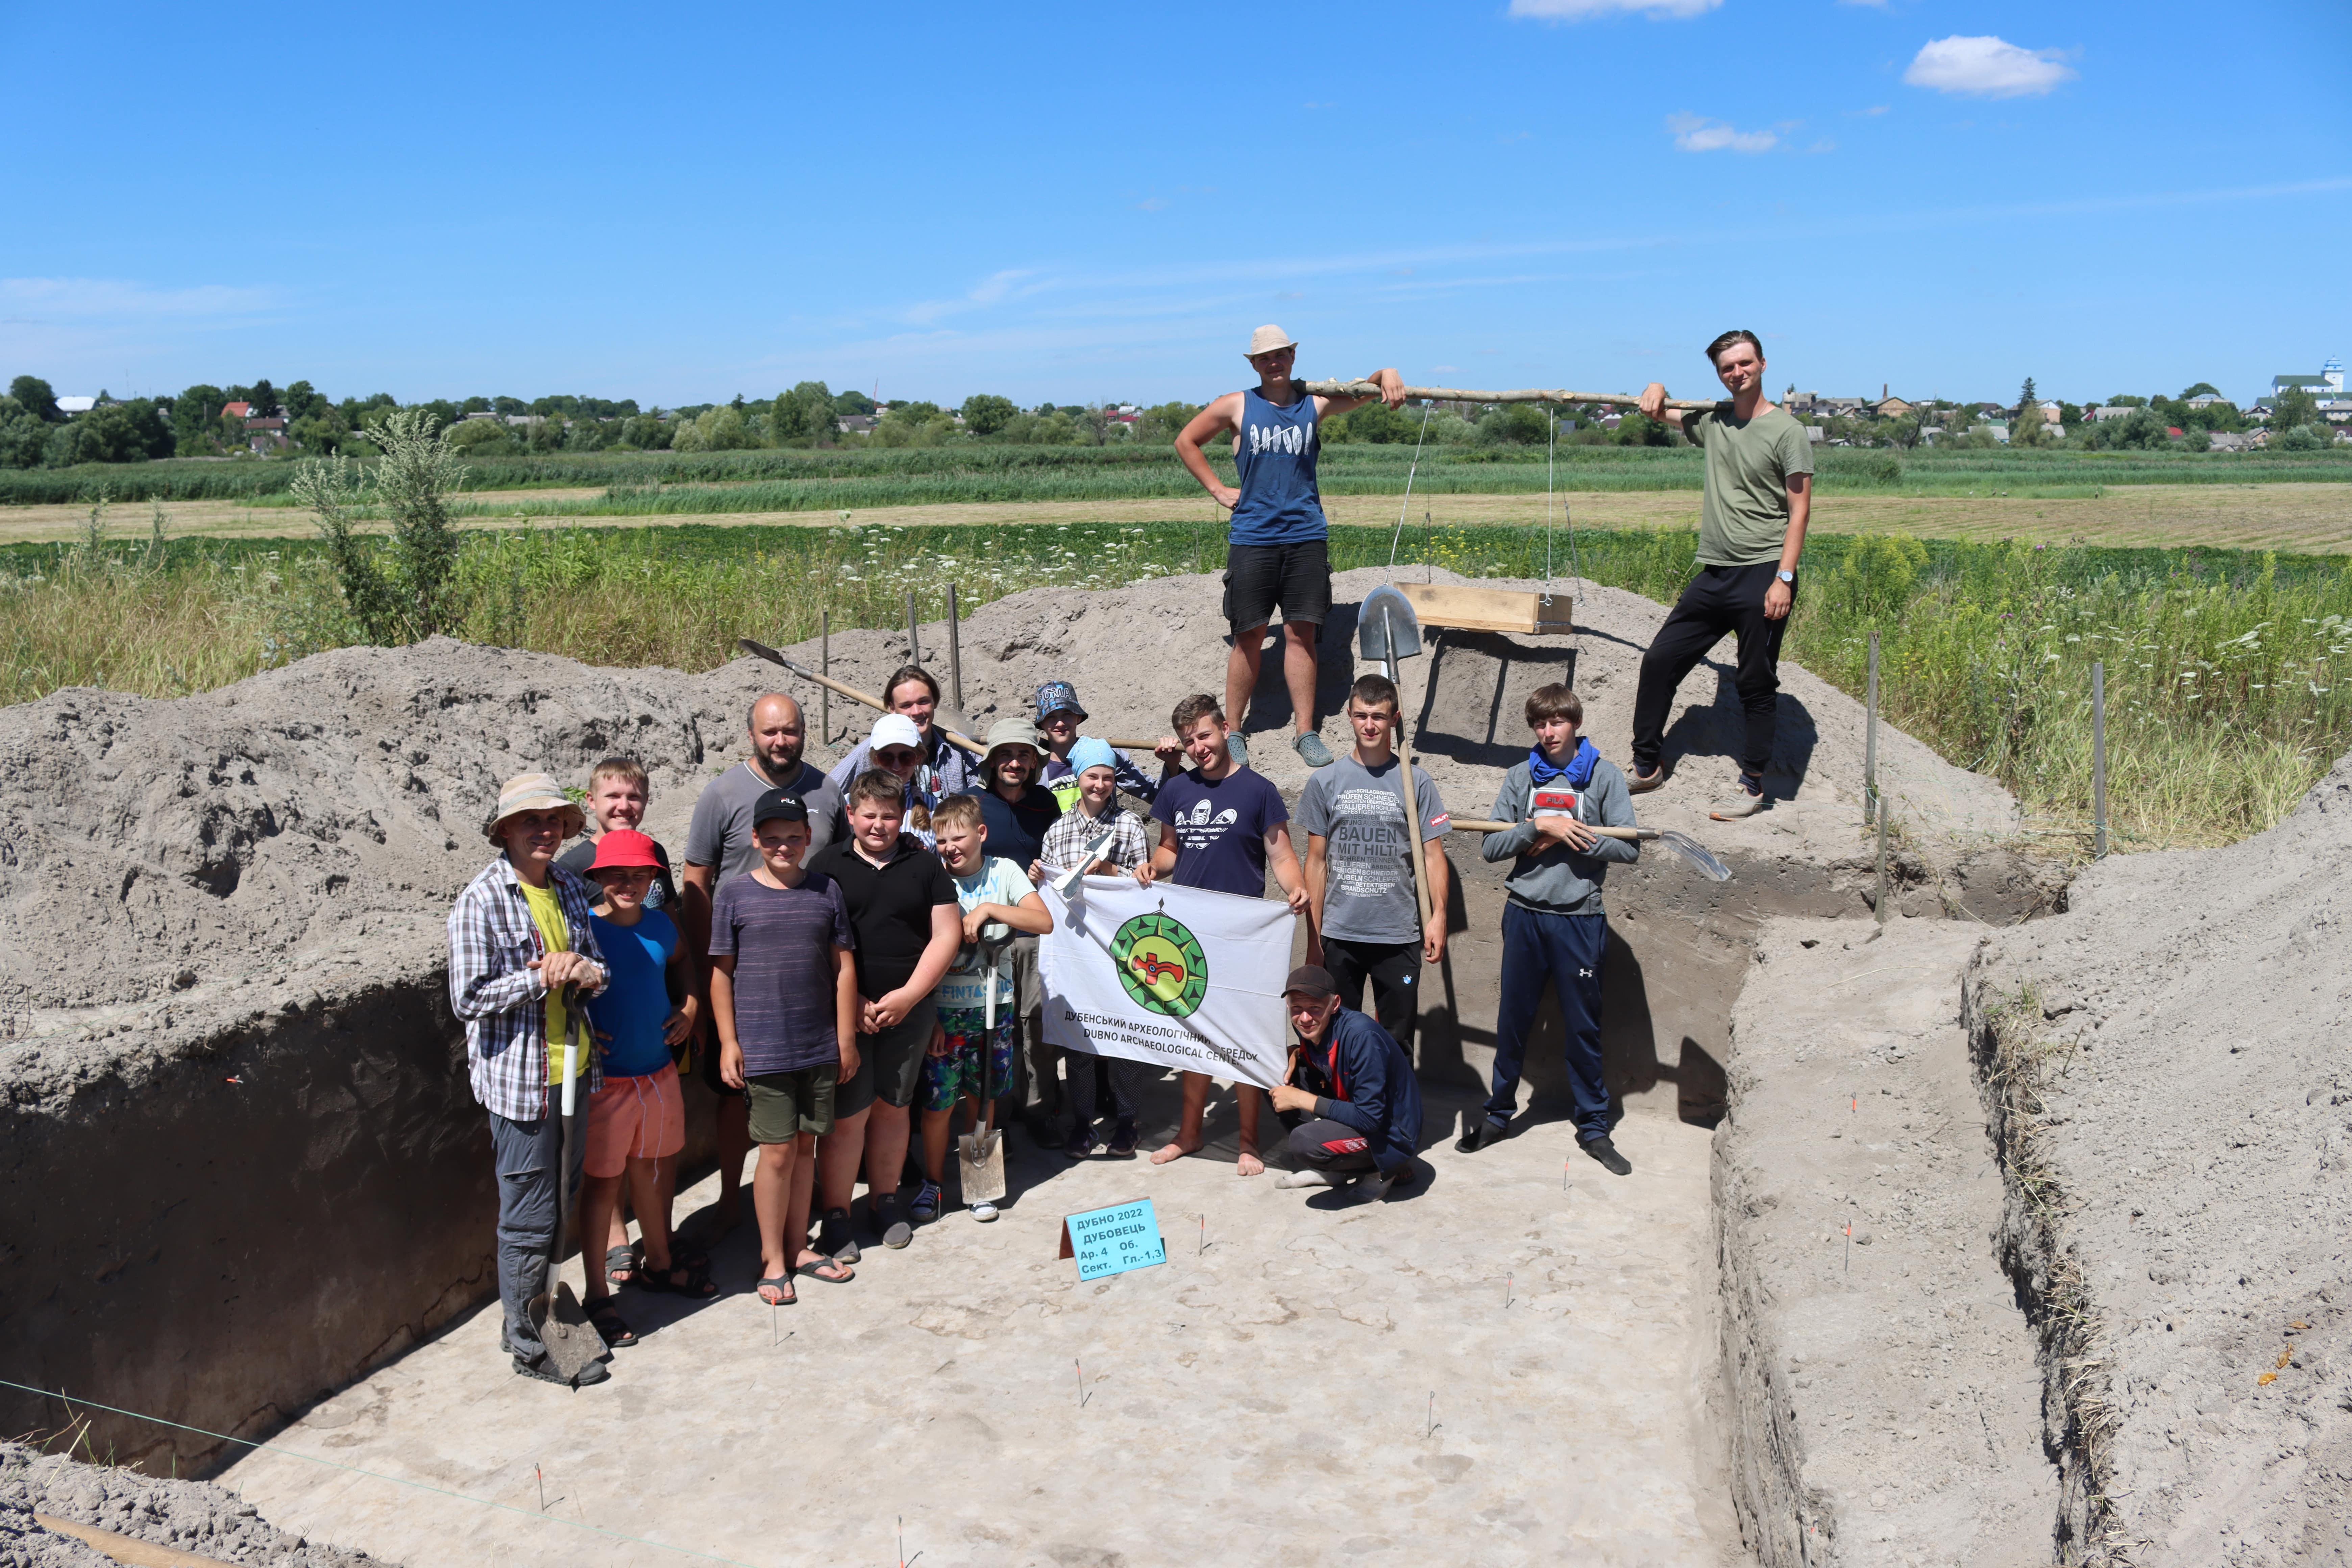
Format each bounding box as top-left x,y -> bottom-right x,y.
584,1062 -> 686,1177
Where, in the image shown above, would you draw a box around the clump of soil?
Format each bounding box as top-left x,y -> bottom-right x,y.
0,1442 -> 389,1566
1966,749 -> 2352,1561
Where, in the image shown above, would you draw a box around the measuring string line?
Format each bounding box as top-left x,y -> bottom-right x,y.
0,1376 -> 769,1568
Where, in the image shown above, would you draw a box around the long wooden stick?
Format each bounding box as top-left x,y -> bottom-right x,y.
1449,819 -> 1646,837
737,638 -> 1161,756
1305,379 -> 1716,411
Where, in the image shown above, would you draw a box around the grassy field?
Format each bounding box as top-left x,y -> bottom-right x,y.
4,439 -> 2350,509
4,518 -> 2345,852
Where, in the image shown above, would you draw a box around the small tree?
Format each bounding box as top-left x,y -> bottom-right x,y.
2012,377 -> 2043,446
293,408 -> 467,643
960,393 -> 1017,436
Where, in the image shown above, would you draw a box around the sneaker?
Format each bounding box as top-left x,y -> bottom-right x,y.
1709,775 -> 1768,821
1226,731 -> 1250,770
970,1198 -> 999,1222
875,1195 -> 913,1249
1293,731 -> 1335,768
512,1351 -> 609,1388
1064,1125 -> 1100,1160
1626,764 -> 1667,795
1455,1113 -> 1506,1153
1275,1169 -> 1337,1190
909,1180 -> 942,1224
819,1205 -> 860,1266
1106,1119 -> 1138,1158
1580,1135 -> 1633,1177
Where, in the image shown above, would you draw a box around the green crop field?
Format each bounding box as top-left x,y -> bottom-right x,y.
4,518 -> 2345,853
3,440 -> 2349,510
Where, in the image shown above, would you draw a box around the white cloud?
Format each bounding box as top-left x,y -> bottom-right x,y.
1510,0 -> 1720,20
1903,35 -> 2076,98
1666,113 -> 1778,154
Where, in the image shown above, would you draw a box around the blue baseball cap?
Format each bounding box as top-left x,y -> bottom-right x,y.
1067,737 -> 1119,775
1034,681 -> 1087,723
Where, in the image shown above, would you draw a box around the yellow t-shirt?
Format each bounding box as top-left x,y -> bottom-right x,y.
519,879 -> 583,1085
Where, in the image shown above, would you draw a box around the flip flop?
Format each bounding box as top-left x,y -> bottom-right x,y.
792,1255 -> 855,1284
755,1276 -> 797,1307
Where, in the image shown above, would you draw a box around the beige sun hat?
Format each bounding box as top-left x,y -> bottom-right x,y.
484,770 -> 585,843
981,716 -> 1044,766
1245,324 -> 1297,357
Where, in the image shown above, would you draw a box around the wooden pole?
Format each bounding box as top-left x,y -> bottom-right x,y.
1381,608 -> 1436,942
1864,629 -> 1880,827
1305,379 -> 1716,411
2092,661 -> 2108,859
946,582 -> 964,712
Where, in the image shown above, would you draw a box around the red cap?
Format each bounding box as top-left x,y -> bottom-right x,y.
588,829 -> 661,872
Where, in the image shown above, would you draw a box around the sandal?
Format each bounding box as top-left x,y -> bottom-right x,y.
639,1256 -> 719,1299
1106,1120 -> 1138,1159
604,1243 -> 642,1288
584,1299 -> 638,1348
792,1254 -> 855,1284
755,1275 -> 796,1307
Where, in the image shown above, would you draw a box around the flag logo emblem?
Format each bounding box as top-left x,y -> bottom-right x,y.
1110,911 -> 1210,1019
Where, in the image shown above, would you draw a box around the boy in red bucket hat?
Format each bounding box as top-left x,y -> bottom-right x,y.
577,829 -> 708,1349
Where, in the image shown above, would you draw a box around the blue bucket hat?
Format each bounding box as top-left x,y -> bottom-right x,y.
1034,681 -> 1087,724
1066,738 -> 1119,776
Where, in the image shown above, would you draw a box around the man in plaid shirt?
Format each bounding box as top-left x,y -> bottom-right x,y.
448,772 -> 611,1385
1033,738 -> 1152,1158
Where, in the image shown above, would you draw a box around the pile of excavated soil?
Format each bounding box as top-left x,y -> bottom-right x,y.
0,1443 -> 388,1566
1965,751 -> 2352,1563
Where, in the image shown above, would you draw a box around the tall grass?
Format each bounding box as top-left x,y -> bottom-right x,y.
5,441 -> 2350,507
3,520 -> 2345,848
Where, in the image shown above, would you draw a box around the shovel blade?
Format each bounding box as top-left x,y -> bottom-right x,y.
958,1130 -> 1008,1205
1357,586 -> 1423,663
528,1282 -> 608,1384
1655,829 -> 1733,883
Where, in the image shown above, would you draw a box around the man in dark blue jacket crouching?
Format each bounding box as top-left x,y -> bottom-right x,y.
1268,965 -> 1423,1197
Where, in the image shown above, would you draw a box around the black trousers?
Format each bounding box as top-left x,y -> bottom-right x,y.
1283,1116 -> 1378,1174
1320,937 -> 1420,1053
1629,561 -> 1795,780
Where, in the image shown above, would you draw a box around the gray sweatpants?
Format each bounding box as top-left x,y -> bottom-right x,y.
490,1108 -> 583,1361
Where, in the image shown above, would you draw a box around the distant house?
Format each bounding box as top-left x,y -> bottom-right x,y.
1804,425 -> 1824,444
2207,432 -> 2259,452
1815,397 -> 1867,418
2090,405 -> 2142,422
222,401 -> 252,420
837,415 -> 878,436
244,415 -> 289,454
57,395 -> 97,415
1784,389 -> 1819,414
500,414 -> 545,428
2184,393 -> 2230,409
2039,401 -> 2065,425
1871,396 -> 1913,419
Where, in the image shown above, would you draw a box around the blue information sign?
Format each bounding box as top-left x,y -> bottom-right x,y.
1060,1197 -> 1167,1280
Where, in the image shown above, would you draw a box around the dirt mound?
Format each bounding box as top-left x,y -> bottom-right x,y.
1965,751 -> 2352,1563
1,1443 -> 389,1566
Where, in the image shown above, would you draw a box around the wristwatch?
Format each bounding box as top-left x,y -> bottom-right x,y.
1775,569 -> 1794,583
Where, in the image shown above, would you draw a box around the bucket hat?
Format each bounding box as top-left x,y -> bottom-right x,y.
485,771 -> 584,844
587,828 -> 662,871
1246,324 -> 1297,357
982,716 -> 1044,765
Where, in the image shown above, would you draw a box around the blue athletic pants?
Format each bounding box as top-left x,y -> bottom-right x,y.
1484,903 -> 1611,1142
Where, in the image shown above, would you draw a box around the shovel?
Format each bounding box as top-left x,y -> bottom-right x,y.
1357,586 -> 1436,938
957,931 -> 1012,1206
1448,819 -> 1733,882
527,1000 -> 608,1384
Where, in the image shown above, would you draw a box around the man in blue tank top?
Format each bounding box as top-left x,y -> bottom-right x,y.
1175,324 -> 1404,770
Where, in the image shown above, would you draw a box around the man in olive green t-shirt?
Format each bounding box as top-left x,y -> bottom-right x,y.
1626,329 -> 1814,820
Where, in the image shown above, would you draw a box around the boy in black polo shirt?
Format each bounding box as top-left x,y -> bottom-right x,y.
804,769 -> 963,1257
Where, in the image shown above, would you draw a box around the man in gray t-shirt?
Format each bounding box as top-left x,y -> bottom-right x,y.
1628,328 -> 1815,821
678,691 -> 844,1228
1298,674 -> 1449,1052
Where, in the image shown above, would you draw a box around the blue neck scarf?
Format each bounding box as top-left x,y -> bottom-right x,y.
1528,736 -> 1599,790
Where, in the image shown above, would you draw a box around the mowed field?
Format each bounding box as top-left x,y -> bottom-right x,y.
7,480 -> 2351,553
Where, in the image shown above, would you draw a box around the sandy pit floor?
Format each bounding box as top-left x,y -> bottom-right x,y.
221,1090 -> 1746,1568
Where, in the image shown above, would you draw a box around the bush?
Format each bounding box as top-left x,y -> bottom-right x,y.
1827,533 -> 1928,620
960,394 -> 1016,436
43,399 -> 175,464
445,419 -> 515,455
0,397 -> 46,469
2276,424 -> 2329,452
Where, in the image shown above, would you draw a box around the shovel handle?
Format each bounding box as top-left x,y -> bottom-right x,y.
1449,818 -> 1648,839
737,639 -> 989,757
558,996 -> 581,1118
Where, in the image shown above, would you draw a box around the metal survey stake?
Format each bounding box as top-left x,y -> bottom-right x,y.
1873,802 -> 1891,928
905,589 -> 921,666
536,1464 -> 544,1512
1845,1222 -> 1852,1273
1426,1392 -> 1436,1438
946,582 -> 963,711
1865,630 -> 1880,827
819,608 -> 832,744
1075,1357 -> 1087,1408
2092,660 -> 2108,859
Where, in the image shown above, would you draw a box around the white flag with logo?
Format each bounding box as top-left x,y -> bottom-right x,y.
1039,877 -> 1295,1089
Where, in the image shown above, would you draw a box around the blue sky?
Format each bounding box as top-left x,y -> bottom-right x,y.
6,1 -> 2346,410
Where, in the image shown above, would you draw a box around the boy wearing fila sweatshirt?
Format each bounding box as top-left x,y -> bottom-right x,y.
1465,684 -> 1640,1175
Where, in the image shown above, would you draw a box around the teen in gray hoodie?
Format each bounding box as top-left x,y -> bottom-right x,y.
1463,684 -> 1640,1175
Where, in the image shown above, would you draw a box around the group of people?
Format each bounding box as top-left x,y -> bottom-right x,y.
447,323 -> 1815,1385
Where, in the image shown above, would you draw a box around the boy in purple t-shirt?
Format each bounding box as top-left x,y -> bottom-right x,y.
1136,693 -> 1307,1176
709,791 -> 860,1305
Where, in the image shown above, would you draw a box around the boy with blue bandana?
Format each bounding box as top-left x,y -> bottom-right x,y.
1465,685 -> 1640,1176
